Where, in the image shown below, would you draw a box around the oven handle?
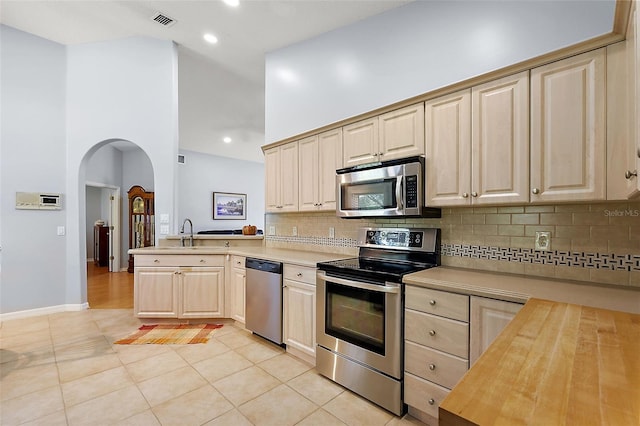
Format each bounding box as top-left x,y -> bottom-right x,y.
317,271 -> 401,294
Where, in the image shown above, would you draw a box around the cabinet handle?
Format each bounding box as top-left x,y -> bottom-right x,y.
154,259 -> 159,263
428,398 -> 435,405
429,299 -> 436,306
532,188 -> 540,194
462,192 -> 469,198
200,259 -> 205,263
471,191 -> 478,197
625,170 -> 638,180
236,261 -> 242,265
429,364 -> 436,371
428,329 -> 436,336
297,272 -> 303,277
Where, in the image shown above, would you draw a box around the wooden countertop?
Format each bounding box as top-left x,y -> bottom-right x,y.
439,298 -> 640,426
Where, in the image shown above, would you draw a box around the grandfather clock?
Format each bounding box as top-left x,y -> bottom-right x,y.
127,185 -> 154,272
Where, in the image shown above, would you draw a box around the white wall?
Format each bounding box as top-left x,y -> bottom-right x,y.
265,0 -> 615,142
0,25 -> 68,313
177,150 -> 265,232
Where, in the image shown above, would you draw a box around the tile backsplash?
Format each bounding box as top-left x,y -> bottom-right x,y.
265,201 -> 640,288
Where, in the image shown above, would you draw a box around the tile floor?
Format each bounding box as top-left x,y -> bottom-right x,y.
0,309 -> 426,426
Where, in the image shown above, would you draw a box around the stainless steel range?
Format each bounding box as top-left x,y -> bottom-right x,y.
316,227 -> 440,416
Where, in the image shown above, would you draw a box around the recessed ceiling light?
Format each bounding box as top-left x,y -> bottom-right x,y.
203,33 -> 218,44
223,0 -> 240,7
223,137 -> 232,143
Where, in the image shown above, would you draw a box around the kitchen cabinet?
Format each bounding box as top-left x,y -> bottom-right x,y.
133,255 -> 224,319
229,255 -> 246,324
530,48 -> 606,203
469,296 -> 522,366
283,264 -> 316,364
426,72 -> 529,206
343,103 -> 424,167
404,285 -> 469,423
265,142 -> 298,212
298,129 -> 343,211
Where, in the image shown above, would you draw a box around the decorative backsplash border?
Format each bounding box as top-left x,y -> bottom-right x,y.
265,235 -> 640,272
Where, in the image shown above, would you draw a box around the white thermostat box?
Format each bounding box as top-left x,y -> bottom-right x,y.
16,192 -> 62,210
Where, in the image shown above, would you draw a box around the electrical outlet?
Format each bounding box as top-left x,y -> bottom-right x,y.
292,226 -> 297,236
329,227 -> 335,238
57,226 -> 65,236
269,226 -> 276,236
535,231 -> 551,251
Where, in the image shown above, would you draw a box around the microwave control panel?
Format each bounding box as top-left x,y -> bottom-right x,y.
405,175 -> 418,208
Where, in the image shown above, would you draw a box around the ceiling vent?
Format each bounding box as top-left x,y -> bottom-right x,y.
151,12 -> 177,27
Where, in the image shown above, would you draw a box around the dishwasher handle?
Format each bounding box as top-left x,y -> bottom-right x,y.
245,257 -> 283,274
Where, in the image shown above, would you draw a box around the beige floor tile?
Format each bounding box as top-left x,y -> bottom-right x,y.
113,342 -> 173,365
53,334 -> 114,363
61,366 -> 133,407
0,316 -> 50,339
258,353 -> 312,382
239,384 -> 317,426
214,365 -> 281,406
0,362 -> 60,401
174,339 -> 231,364
114,409 -> 161,426
124,350 -> 187,383
137,365 -> 208,407
215,329 -> 259,349
21,409 -> 68,426
323,391 -> 394,426
297,408 -> 347,426
0,328 -> 52,349
203,408 -> 253,426
193,350 -> 253,383
287,370 -> 345,406
65,385 -> 150,426
0,340 -> 56,366
57,353 -> 123,383
0,385 -> 64,425
234,340 -> 284,363
152,385 -> 234,425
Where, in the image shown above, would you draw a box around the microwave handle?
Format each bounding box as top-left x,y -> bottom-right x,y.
396,175 -> 403,211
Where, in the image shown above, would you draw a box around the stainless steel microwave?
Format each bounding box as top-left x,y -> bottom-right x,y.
336,157 -> 440,218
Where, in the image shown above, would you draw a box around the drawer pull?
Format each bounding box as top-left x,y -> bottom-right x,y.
297,272 -> 303,277
154,259 -> 159,263
200,259 -> 205,263
429,299 -> 436,306
429,364 -> 436,371
428,330 -> 436,337
428,398 -> 435,405
236,261 -> 242,265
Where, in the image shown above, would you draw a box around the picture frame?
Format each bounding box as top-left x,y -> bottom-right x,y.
213,192 -> 246,220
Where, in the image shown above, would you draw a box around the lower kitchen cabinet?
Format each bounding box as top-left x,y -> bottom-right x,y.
229,255 -> 246,323
283,264 -> 316,364
133,255 -> 225,319
469,296 -> 523,365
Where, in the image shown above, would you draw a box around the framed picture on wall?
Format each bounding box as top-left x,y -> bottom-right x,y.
213,192 -> 246,220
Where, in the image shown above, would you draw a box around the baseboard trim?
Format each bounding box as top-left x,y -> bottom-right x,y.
0,303 -> 89,323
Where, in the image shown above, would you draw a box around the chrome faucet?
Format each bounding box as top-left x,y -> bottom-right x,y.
180,218 -> 193,247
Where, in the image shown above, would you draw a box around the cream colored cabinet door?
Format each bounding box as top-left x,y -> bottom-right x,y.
264,142 -> 299,212
425,89 -> 472,206
471,71 -> 530,205
531,48 -> 606,203
230,266 -> 246,323
469,296 -> 522,366
317,128 -> 343,210
343,117 -> 379,167
379,103 -> 425,161
134,267 -> 179,318
298,135 -> 320,211
283,279 -> 316,360
179,267 -> 225,318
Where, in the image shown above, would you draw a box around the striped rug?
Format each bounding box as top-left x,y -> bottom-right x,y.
114,323 -> 223,345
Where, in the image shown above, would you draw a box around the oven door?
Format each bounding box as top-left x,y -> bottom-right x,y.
316,270 -> 403,379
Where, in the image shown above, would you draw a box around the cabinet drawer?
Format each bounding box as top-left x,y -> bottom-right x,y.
405,341 -> 468,390
404,372 -> 450,419
231,255 -> 246,269
405,285 -> 469,322
405,309 -> 469,358
284,264 -> 316,285
135,255 -> 224,267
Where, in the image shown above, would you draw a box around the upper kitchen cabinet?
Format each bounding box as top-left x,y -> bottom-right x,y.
299,129 -> 343,211
265,142 -> 299,212
426,71 -> 529,206
343,103 -> 425,167
530,48 -> 606,203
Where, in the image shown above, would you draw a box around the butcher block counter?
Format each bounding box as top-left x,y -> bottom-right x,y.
439,298 -> 640,425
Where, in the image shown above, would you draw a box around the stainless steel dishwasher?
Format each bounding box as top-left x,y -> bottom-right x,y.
245,258 -> 284,345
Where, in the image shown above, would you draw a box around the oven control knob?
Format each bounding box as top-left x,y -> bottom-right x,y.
428,330 -> 436,337
428,398 -> 435,405
429,364 -> 436,371
429,299 -> 436,306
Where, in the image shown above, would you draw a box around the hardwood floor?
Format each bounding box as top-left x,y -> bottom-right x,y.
87,261 -> 134,309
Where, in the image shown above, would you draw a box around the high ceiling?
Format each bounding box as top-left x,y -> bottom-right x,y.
0,0 -> 412,162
